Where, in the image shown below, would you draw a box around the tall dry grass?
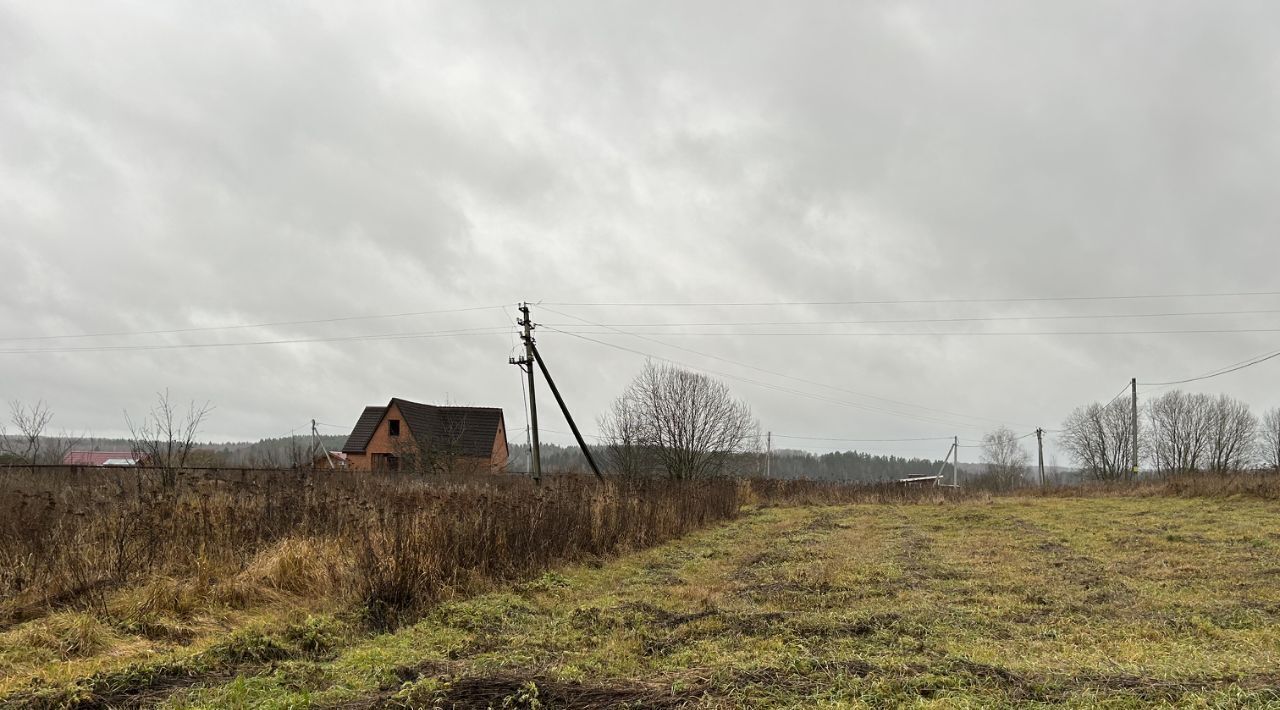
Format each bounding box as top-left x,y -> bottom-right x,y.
0,467 -> 740,629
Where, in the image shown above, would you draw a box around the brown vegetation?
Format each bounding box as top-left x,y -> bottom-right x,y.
0,467 -> 738,632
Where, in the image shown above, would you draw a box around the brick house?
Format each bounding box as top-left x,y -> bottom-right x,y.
339,398 -> 509,474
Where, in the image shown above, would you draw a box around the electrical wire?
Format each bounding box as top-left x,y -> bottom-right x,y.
539,305 -> 1019,429
543,289 -> 1280,308
1,305 -> 507,342
540,325 -> 992,431
772,434 -> 955,442
546,327 -> 1280,337
543,307 -> 1280,329
1103,382 -> 1132,408
1147,348 -> 1280,386
0,326 -> 512,354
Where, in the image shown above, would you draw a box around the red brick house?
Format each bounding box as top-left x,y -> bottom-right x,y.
340,398 -> 508,474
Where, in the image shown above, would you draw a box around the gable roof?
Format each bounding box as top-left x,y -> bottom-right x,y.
341,406 -> 387,453
393,399 -> 505,459
340,399 -> 506,458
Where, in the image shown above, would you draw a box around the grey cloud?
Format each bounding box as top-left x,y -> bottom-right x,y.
2,1 -> 1278,460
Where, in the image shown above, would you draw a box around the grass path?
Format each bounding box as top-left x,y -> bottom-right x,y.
11,497 -> 1280,708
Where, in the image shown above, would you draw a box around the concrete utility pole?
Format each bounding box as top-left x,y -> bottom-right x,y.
1130,377 -> 1139,479
509,303 -> 541,482
1035,427 -> 1045,486
766,431 -> 772,478
312,419 -> 334,469
953,435 -> 960,487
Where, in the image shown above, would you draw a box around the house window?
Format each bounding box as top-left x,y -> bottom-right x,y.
389,419 -> 400,436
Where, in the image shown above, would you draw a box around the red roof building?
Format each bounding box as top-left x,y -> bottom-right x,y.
62,451 -> 143,466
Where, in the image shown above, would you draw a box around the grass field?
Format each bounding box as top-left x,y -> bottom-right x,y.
7,494 -> 1278,708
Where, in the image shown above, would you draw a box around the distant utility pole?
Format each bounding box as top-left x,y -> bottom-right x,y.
1035,427 -> 1045,486
953,435 -> 960,487
312,419 -> 334,469
509,303 -> 541,482
766,431 -> 772,478
1130,377 -> 1139,479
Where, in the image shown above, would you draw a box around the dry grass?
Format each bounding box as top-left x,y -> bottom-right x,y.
158,496 -> 1280,708
0,468 -> 741,629
3,467 -> 1278,707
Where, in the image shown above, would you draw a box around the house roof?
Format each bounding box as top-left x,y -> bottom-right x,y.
897,474 -> 943,484
341,406 -> 387,453
63,451 -> 139,466
341,399 -> 506,458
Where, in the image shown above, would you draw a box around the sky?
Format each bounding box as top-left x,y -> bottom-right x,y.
2,1 -> 1279,464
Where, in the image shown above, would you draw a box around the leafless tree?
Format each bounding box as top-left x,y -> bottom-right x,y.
599,362 -> 758,480
1144,390 -> 1213,476
1205,394 -> 1257,473
597,387 -> 654,478
0,400 -> 81,465
1059,398 -> 1136,481
1262,407 -> 1280,472
980,426 -> 1029,488
126,390 -> 213,489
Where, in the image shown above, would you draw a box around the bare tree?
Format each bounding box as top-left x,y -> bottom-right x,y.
1144,390 -> 1212,476
1205,394 -> 1257,473
599,362 -> 758,480
0,400 -> 81,465
1059,399 -> 1136,481
1262,407 -> 1280,472
980,426 -> 1030,488
597,387 -> 654,478
126,391 -> 213,488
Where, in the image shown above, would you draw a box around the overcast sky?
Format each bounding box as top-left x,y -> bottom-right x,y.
3,1 -> 1278,463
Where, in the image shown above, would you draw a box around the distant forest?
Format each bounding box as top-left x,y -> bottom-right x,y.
34,436 -> 1078,484
509,443 -> 948,483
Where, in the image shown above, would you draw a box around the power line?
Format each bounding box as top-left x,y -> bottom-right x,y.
772,434 -> 955,442
0,305 -> 507,342
0,326 -> 512,354
547,327 -> 1280,337
540,306 -> 1017,429
1103,382 -> 1132,408
544,307 -> 1280,328
543,289 -> 1280,308
1147,348 -> 1280,386
540,326 -> 993,431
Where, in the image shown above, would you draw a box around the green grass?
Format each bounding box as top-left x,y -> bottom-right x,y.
7,496 -> 1280,708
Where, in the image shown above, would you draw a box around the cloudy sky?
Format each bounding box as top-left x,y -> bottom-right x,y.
3,1 -> 1278,463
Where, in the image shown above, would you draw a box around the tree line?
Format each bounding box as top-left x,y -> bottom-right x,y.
1058,391 -> 1279,480
976,391 -> 1280,486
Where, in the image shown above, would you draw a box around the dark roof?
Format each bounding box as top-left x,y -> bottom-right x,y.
393,399 -> 505,458
340,399 -> 505,458
341,406 -> 387,453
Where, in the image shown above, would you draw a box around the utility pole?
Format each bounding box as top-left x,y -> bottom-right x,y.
1035,427 -> 1045,486
509,303 -> 541,482
312,419 -> 334,469
1130,377 -> 1139,480
953,435 -> 960,487
766,431 -> 772,478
